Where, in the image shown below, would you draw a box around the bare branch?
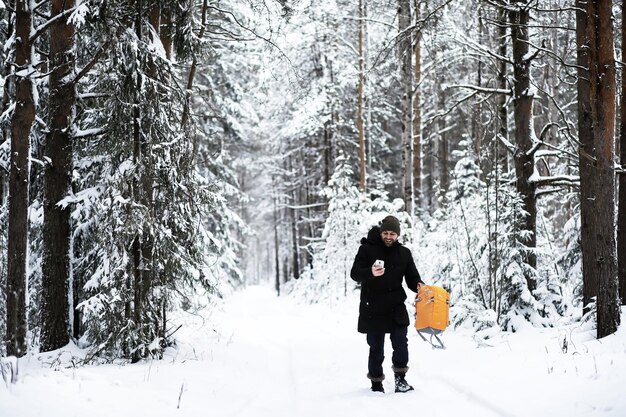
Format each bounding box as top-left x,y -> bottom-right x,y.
372,0 -> 452,68
528,122 -> 559,157
423,90 -> 479,129
71,42 -> 111,86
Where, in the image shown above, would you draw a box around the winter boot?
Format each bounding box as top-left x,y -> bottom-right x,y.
367,373 -> 385,393
392,366 -> 414,393
371,381 -> 384,393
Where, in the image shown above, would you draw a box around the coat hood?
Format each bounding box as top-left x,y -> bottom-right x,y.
361,226 -> 383,245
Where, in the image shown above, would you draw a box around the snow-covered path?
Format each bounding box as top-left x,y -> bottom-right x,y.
2,285 -> 625,417
196,285 -> 515,417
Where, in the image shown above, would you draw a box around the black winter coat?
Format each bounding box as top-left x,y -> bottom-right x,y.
350,226 -> 424,334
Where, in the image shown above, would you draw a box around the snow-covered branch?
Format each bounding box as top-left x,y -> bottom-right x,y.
285,202 -> 328,210
75,128 -> 105,138
447,84 -> 511,96
30,6 -> 78,43
530,174 -> 579,188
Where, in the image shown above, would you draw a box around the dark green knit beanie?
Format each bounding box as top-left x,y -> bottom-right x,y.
380,215 -> 401,235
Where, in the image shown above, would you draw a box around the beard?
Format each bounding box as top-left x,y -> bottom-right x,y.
382,237 -> 396,247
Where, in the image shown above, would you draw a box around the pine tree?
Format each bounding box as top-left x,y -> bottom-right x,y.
68,0 -> 238,360
321,155 -> 363,297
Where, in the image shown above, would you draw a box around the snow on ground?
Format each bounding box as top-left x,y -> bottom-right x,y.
1,285 -> 625,417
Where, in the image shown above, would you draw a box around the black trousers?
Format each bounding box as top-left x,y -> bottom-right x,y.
366,325 -> 408,378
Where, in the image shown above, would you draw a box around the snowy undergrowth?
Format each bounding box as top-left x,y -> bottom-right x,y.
289,156 -> 583,341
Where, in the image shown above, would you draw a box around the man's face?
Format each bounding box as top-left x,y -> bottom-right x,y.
381,230 -> 398,247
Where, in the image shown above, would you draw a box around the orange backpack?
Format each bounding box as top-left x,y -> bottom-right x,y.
414,285 -> 450,349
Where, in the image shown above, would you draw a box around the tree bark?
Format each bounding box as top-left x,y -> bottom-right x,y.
496,5 -> 509,173
438,71 -> 449,199
6,0 -> 35,358
593,0 -> 620,337
0,168 -> 4,206
424,129 -> 434,212
412,0 -> 421,210
160,5 -> 172,60
576,0 -> 594,313
289,157 -> 300,279
148,0 -> 163,350
399,0 -> 413,213
357,0 -> 366,192
618,0 -> 626,305
130,0 -> 156,363
509,1 -> 537,292
473,7 -> 484,163
40,0 -> 76,353
273,181 -> 280,296
324,120 -> 332,185
576,0 -> 620,338
0,4 -> 13,220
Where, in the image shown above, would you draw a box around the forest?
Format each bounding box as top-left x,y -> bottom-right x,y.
0,0 -> 624,365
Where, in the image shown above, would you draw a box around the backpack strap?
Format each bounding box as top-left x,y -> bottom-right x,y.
416,329 -> 446,350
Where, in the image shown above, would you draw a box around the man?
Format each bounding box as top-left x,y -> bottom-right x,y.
350,215 -> 424,393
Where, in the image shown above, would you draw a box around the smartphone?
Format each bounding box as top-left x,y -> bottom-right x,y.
374,259 -> 384,268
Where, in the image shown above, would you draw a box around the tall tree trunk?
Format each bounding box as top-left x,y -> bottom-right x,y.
148,1 -> 162,350
399,0 -> 413,213
324,120 -> 332,185
72,235 -> 82,340
424,129 -> 434,212
273,182 -> 280,296
412,0 -> 422,211
181,0 -> 208,129
357,0 -> 366,192
576,0 -> 620,338
593,0 -> 620,336
473,7 -> 484,161
509,1 -> 537,292
0,3 -> 14,235
437,72 -> 449,199
0,168 -> 4,207
289,157 -> 300,279
149,4 -> 160,39
6,0 -> 35,358
131,0 -> 151,363
618,0 -> 626,305
491,5 -> 507,314
40,0 -> 76,353
576,0 -> 594,313
325,57 -> 336,186
497,5 -> 509,173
